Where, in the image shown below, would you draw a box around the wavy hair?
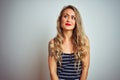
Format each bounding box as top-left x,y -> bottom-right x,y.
49,5 -> 88,68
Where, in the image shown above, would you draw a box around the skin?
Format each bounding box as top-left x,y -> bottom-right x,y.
48,8 -> 90,80
61,8 -> 76,53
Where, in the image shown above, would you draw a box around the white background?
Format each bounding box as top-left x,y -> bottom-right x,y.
0,0 -> 120,80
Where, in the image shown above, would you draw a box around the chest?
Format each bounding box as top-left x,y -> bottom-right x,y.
61,42 -> 73,53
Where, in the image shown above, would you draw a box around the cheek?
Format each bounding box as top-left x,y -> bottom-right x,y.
61,18 -> 66,26
72,20 -> 76,26
61,18 -> 66,23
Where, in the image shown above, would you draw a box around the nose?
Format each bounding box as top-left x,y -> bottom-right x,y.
67,16 -> 71,22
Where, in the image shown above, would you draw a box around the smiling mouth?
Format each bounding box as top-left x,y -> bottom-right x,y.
65,23 -> 71,26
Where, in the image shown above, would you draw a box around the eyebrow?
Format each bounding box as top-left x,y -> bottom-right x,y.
63,13 -> 75,17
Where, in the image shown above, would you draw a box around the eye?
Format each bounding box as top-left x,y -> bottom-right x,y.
71,16 -> 75,20
63,15 -> 68,18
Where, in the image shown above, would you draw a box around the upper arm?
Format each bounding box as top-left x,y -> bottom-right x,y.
48,39 -> 57,70
48,39 -> 55,57
48,39 -> 58,80
80,36 -> 90,80
83,35 -> 90,69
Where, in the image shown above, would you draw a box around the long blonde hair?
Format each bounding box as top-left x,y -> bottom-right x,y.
49,5 -> 88,68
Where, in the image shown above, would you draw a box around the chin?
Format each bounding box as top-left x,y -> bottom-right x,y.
65,27 -> 75,30
62,25 -> 75,31
64,28 -> 74,31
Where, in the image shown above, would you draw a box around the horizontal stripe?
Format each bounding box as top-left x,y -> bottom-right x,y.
57,70 -> 81,75
57,53 -> 82,80
59,79 -> 79,80
57,66 -> 82,70
58,74 -> 80,79
57,62 -> 82,66
57,67 -> 82,72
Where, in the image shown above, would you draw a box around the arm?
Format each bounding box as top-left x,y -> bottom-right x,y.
80,36 -> 90,80
48,40 -> 59,80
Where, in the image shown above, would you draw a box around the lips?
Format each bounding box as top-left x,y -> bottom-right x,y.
65,23 -> 71,26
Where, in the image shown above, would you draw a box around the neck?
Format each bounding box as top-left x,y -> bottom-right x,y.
63,30 -> 73,41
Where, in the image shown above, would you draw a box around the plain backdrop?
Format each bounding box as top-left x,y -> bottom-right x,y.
0,0 -> 120,80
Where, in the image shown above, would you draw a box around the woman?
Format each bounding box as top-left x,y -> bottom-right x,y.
48,5 -> 90,80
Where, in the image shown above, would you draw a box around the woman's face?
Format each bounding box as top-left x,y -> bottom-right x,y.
61,8 -> 76,31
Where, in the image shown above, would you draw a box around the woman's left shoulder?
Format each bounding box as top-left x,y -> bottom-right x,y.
84,35 -> 90,45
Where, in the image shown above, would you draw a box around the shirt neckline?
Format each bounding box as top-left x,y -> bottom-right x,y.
62,52 -> 74,55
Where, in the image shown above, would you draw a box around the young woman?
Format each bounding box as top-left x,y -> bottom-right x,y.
48,5 -> 90,80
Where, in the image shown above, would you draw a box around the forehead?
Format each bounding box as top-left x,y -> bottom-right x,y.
62,8 -> 75,16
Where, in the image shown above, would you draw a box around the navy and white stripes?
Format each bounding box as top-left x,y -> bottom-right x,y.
57,53 -> 82,80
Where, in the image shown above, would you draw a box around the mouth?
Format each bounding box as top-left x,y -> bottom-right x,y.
65,23 -> 71,26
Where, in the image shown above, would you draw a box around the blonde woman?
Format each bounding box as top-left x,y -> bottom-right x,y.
48,5 -> 90,80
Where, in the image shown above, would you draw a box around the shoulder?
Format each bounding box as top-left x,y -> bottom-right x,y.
83,35 -> 90,47
84,35 -> 89,43
49,38 -> 55,45
48,38 -> 55,48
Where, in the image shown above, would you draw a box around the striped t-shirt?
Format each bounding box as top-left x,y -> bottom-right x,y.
57,53 -> 82,80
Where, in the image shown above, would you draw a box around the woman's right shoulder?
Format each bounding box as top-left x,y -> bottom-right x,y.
48,38 -> 55,49
48,38 -> 55,57
49,38 -> 55,44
